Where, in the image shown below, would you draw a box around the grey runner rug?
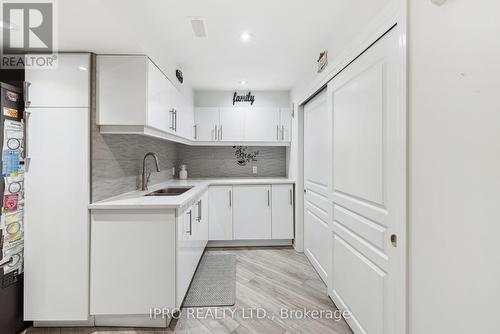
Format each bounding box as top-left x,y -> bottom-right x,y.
183,254 -> 236,307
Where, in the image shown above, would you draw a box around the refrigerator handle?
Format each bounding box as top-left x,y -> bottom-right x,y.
23,81 -> 31,107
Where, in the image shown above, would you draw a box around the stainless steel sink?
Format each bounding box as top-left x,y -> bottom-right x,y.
144,187 -> 193,196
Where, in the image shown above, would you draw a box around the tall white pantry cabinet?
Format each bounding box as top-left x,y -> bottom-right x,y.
23,53 -> 91,322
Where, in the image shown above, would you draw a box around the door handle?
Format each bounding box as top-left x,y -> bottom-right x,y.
229,190 -> 232,207
193,125 -> 197,139
282,125 -> 285,140
289,189 -> 293,206
390,234 -> 397,247
219,125 -> 222,140
267,190 -> 270,206
276,125 -> 279,140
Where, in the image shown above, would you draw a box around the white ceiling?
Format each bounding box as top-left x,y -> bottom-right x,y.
58,0 -> 390,91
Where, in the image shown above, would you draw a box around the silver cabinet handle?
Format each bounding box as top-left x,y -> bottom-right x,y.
276,125 -> 279,140
289,189 -> 293,206
214,125 -> 218,141
187,210 -> 192,235
229,190 -> 232,207
23,110 -> 31,160
193,125 -> 197,139
282,125 -> 285,140
0,256 -> 13,268
23,81 -> 31,107
267,190 -> 270,206
219,125 -> 222,140
199,200 -> 202,221
174,109 -> 177,131
169,109 -> 175,130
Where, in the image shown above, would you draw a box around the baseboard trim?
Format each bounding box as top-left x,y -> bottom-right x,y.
34,317 -> 95,327
207,239 -> 293,247
94,314 -> 170,328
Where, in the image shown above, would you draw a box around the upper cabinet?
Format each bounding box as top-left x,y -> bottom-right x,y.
244,107 -> 280,142
194,106 -> 291,145
25,53 -> 91,108
97,55 -> 290,146
97,55 -> 193,143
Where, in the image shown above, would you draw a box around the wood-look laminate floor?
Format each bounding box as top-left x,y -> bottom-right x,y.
26,247 -> 352,334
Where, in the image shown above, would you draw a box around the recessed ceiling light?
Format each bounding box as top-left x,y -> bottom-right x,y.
78,66 -> 87,71
240,32 -> 251,42
239,80 -> 247,85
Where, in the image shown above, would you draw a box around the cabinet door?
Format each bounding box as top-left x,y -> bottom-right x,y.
26,53 -> 90,108
233,185 -> 272,240
147,60 -> 171,132
24,108 -> 90,320
208,186 -> 233,240
280,107 -> 292,142
174,89 -> 195,139
245,107 -> 280,142
97,55 -> 148,125
194,107 -> 219,141
271,184 -> 294,239
219,107 -> 245,141
177,206 -> 196,306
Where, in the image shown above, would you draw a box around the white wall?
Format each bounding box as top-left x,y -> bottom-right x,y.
409,1 -> 500,333
194,90 -> 289,108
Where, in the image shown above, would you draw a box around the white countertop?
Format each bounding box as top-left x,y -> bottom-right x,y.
89,178 -> 295,210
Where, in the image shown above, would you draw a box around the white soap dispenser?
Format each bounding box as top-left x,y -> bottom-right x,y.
179,164 -> 188,180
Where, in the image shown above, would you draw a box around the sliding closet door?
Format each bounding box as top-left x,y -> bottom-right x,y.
328,26 -> 405,334
303,89 -> 331,283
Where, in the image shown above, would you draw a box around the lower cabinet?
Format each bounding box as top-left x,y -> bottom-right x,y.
177,191 -> 209,306
271,184 -> 294,239
208,186 -> 233,240
90,190 -> 209,327
233,185 -> 272,240
208,183 -> 294,241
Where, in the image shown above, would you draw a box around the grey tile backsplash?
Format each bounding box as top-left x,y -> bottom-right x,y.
92,134 -> 178,202
92,137 -> 286,201
176,145 -> 286,178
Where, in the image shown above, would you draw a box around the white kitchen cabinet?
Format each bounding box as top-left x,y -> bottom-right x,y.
24,53 -> 91,322
97,55 -> 191,140
244,107 -> 281,142
233,185 -> 272,240
219,107 -> 246,141
177,205 -> 196,307
193,106 -> 290,144
25,53 -> 91,108
91,189 -> 208,326
280,107 -> 292,142
147,60 -> 172,131
24,107 -> 90,321
194,107 -> 219,141
208,186 -> 233,240
176,92 -> 195,139
90,210 -> 176,317
271,184 -> 294,239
